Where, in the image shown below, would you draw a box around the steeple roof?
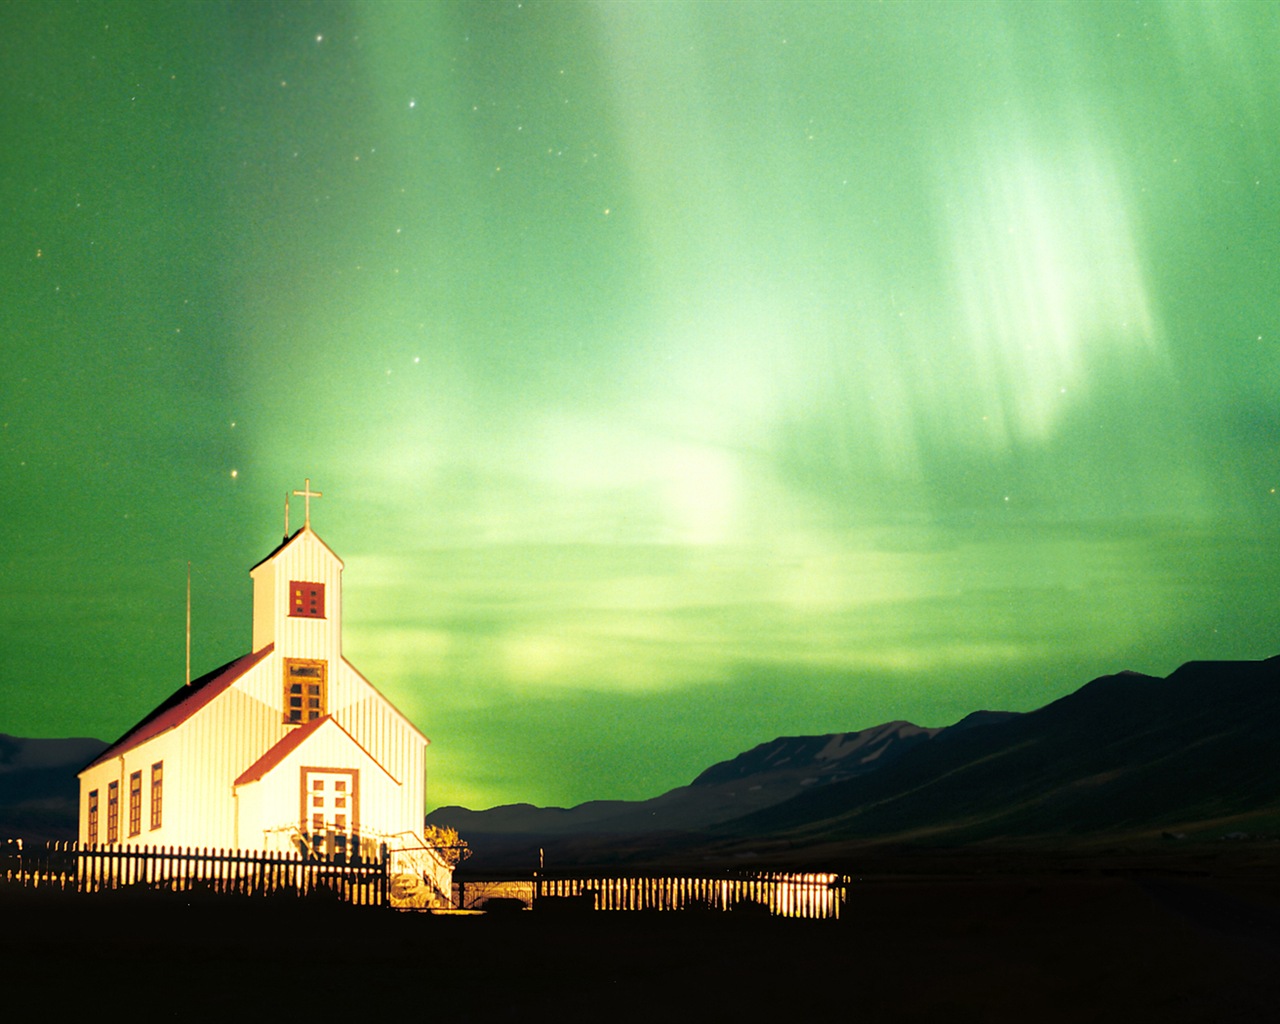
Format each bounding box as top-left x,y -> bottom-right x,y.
248,525 -> 343,573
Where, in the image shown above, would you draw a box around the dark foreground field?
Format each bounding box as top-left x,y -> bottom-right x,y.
5,853 -> 1280,1021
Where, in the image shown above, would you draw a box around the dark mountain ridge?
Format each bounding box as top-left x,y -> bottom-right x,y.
430,656 -> 1280,869
738,657 -> 1280,846
0,734 -> 107,842
430,713 -> 1019,844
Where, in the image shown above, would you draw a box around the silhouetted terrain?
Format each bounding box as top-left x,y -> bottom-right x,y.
0,735 -> 106,842
6,863 -> 1280,1023
726,658 -> 1280,850
433,716 -> 1007,836
430,657 -> 1280,869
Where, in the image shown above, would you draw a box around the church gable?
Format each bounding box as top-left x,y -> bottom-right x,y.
232,715 -> 402,852
212,643 -> 414,739
234,715 -> 397,788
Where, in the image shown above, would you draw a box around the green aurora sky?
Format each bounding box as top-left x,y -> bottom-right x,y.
3,1 -> 1279,811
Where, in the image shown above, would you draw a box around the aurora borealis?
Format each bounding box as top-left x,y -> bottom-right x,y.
3,1 -> 1279,811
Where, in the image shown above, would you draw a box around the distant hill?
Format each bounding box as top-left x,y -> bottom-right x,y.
429,658 -> 1280,869
722,658 -> 1280,850
428,712 -> 1022,867
431,718 -> 986,839
0,734 -> 106,842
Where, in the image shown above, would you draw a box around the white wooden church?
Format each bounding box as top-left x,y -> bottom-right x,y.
77,481 -> 451,900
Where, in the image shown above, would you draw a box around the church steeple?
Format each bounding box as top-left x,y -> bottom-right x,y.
249,481 -> 343,664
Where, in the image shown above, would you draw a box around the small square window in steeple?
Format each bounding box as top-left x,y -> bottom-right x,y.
290,581 -> 325,618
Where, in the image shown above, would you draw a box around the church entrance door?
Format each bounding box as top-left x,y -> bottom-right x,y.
300,767 -> 358,856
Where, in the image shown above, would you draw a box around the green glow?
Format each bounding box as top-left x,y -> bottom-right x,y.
3,2 -> 1278,810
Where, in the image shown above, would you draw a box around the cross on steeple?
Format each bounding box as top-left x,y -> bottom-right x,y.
292,478 -> 323,529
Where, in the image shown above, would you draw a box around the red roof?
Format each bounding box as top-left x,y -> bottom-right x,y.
233,714 -> 331,785
234,714 -> 397,786
82,645 -> 274,772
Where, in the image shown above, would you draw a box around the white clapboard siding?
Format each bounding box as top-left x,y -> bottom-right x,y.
237,718 -> 401,842
250,529 -> 344,666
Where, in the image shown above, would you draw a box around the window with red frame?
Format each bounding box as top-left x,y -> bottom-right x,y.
150,761 -> 163,830
107,781 -> 119,843
289,581 -> 325,618
128,771 -> 142,836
